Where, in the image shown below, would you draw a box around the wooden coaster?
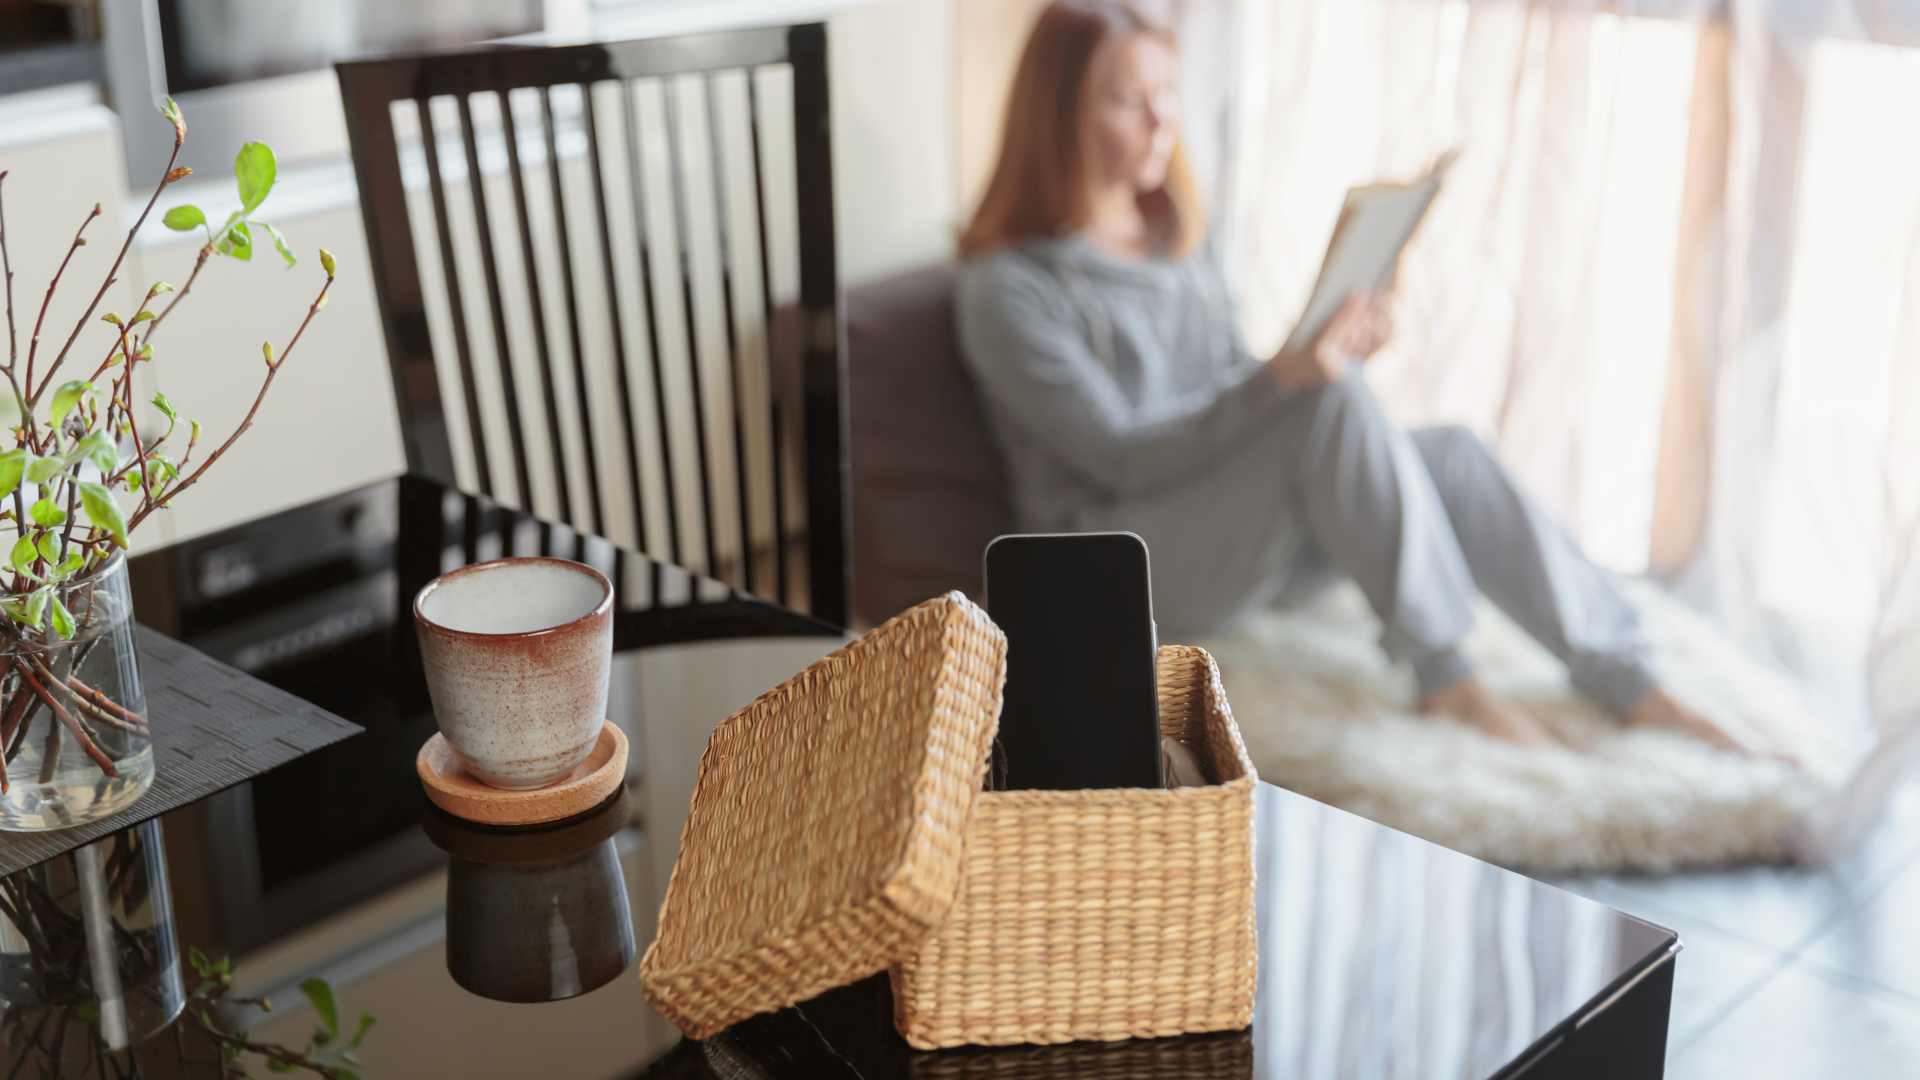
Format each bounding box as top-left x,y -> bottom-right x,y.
417,721 -> 628,827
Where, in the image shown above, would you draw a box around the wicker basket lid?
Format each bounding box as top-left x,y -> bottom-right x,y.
639,592 -> 1007,1038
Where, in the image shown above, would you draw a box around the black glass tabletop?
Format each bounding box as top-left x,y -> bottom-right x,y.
4,474 -> 1675,1078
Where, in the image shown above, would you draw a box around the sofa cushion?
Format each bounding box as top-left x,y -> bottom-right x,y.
846,264 -> 1013,625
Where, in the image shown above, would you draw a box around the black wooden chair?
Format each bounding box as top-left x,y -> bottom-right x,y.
336,24 -> 848,628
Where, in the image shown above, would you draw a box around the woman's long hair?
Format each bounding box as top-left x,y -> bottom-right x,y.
960,1 -> 1203,258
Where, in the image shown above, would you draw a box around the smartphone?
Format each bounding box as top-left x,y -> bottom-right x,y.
983,532 -> 1161,790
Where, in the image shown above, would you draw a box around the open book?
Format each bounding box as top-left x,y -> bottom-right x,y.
1280,153 -> 1454,354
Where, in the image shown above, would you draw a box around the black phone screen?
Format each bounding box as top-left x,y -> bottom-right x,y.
984,532 -> 1161,790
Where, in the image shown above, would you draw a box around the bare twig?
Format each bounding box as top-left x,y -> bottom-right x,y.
0,171 -> 15,367
132,264 -> 333,529
29,135 -> 187,409
139,242 -> 211,346
64,675 -> 145,729
24,204 -> 100,400
16,657 -> 114,778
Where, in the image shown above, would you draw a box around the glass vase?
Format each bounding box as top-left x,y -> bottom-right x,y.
0,552 -> 152,830
0,818 -> 186,1067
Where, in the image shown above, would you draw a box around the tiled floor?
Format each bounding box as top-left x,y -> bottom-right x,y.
1547,786 -> 1920,1078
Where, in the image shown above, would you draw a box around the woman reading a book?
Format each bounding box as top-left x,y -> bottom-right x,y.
957,0 -> 1747,750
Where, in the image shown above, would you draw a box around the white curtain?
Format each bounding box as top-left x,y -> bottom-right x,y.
1212,0 -> 1920,778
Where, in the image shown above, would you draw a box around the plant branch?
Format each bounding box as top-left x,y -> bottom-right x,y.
1,172 -> 16,370
16,657 -> 114,777
29,134 -> 185,410
140,242 -> 211,346
24,204 -> 100,400
131,265 -> 332,529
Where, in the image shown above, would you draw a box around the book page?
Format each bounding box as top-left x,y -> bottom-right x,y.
1281,169 -> 1444,354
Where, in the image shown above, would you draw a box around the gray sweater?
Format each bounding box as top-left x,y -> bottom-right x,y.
956,236 -> 1289,532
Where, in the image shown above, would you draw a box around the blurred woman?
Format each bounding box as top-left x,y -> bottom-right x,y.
957,0 -> 1746,750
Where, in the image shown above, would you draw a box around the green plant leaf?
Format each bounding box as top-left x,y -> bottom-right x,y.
28,497 -> 65,528
73,432 -> 118,474
258,221 -> 296,268
152,392 -> 178,423
142,455 -> 177,493
266,1061 -> 294,1074
48,595 -> 74,640
162,205 -> 205,232
235,142 -> 276,212
0,448 -> 25,500
35,530 -> 60,565
77,482 -> 127,549
218,221 -> 253,262
319,247 -> 336,277
25,455 -> 62,484
49,380 -> 92,427
1,599 -> 31,624
57,549 -> 82,577
9,536 -> 36,573
349,1013 -> 376,1049
24,586 -> 49,629
299,977 -> 338,1038
186,946 -> 211,977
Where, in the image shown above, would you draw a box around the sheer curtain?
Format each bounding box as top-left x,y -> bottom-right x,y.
1211,0 -> 1920,781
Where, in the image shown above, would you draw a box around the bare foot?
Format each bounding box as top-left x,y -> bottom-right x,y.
1421,678 -> 1553,745
1623,688 -> 1798,765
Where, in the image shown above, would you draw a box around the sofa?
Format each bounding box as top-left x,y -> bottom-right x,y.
845,265 -> 1012,626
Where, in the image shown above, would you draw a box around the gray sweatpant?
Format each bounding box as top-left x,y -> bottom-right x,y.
1098,371 -> 1656,714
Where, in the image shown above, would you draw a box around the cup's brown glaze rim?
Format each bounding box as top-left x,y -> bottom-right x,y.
412,556 -> 614,643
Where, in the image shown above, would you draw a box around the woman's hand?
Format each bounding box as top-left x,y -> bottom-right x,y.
1267,290 -> 1395,389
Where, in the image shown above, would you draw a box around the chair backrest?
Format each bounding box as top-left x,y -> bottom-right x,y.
337,25 -> 848,628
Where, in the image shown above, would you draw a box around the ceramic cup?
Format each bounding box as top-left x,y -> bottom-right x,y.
413,557 -> 613,790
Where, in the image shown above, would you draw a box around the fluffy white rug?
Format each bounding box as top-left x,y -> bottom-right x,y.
1202,581 -> 1849,874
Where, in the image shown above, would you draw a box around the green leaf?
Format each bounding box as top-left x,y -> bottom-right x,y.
25,455 -> 62,484
48,595 -> 74,640
162,205 -> 205,232
73,432 -> 117,475
266,1061 -> 294,1074
49,380 -> 91,427
261,341 -> 274,368
217,221 -> 253,262
57,549 -> 82,577
28,497 -> 65,528
299,977 -> 339,1037
101,312 -> 123,327
259,221 -> 296,268
349,1012 -> 376,1049
36,530 -> 60,565
159,96 -> 185,140
152,392 -> 178,423
24,587 -> 48,629
9,536 -> 35,573
319,247 -> 336,277
1,599 -> 31,625
235,142 -> 276,213
0,449 -> 25,500
189,418 -> 203,444
77,482 -> 127,549
141,455 -> 177,493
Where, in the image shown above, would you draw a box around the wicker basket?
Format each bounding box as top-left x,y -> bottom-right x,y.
906,1027 -> 1253,1079
638,593 -> 1007,1037
640,593 -> 1258,1050
891,642 -> 1257,1048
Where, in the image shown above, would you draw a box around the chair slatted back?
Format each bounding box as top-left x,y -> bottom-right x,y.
337,25 -> 847,627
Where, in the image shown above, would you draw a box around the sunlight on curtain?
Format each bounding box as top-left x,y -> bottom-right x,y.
1219,0 -> 1920,761
1222,0 -> 1698,575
